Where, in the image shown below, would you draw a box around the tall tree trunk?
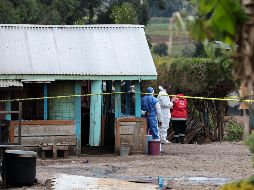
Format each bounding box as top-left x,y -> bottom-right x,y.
235,1 -> 254,90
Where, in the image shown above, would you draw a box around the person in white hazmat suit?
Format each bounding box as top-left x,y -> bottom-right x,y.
158,85 -> 173,144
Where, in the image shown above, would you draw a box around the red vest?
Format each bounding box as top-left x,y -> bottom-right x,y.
171,94 -> 188,119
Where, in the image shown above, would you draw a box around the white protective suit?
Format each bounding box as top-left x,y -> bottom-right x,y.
157,86 -> 173,142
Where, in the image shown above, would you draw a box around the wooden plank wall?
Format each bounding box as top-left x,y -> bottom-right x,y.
9,120 -> 76,147
115,117 -> 146,154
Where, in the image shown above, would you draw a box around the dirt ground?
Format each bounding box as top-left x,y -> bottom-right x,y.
2,142 -> 253,190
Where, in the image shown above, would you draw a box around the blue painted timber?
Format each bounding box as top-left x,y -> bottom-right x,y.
43,83 -> 48,120
89,80 -> 102,146
5,92 -> 11,120
135,81 -> 141,117
75,81 -> 81,155
115,81 -> 121,118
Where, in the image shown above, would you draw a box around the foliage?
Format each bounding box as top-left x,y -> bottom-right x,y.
246,131 -> 254,163
181,44 -> 196,57
0,0 -> 103,24
223,120 -> 243,141
0,0 -> 161,25
52,0 -> 79,24
98,0 -> 151,25
149,55 -> 237,140
219,179 -> 254,190
191,0 -> 247,45
149,0 -> 192,17
16,0 -> 42,24
152,56 -> 236,96
0,0 -> 17,23
153,43 -> 168,56
111,2 -> 137,24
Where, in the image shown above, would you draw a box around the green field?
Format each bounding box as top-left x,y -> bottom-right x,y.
145,17 -> 189,37
146,17 -> 194,56
145,17 -> 169,36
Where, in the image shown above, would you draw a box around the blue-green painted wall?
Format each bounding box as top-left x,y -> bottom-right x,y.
48,81 -> 75,120
5,92 -> 11,120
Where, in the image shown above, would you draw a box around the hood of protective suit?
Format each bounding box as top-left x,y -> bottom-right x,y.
176,94 -> 185,99
159,86 -> 166,92
146,87 -> 154,94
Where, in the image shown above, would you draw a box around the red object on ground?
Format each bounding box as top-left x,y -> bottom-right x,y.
148,141 -> 160,155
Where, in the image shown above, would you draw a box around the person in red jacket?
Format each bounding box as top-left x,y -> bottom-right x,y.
171,93 -> 188,143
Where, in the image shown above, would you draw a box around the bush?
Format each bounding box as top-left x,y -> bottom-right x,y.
182,44 -> 196,57
153,43 -> 168,56
223,120 -> 244,141
219,179 -> 254,190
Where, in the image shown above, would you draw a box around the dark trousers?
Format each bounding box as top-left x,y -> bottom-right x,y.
171,120 -> 187,137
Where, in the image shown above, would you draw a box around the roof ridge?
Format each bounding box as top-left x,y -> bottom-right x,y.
0,24 -> 144,29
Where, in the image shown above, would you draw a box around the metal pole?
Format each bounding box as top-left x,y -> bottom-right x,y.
18,102 -> 22,144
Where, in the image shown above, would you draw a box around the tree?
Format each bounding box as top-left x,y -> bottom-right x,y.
16,0 -> 42,23
111,2 -> 138,24
0,0 -> 103,25
98,0 -> 151,25
71,0 -> 102,24
0,0 -> 17,23
52,0 -> 79,24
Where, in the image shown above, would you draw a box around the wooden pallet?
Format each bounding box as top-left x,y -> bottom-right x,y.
167,115 -> 204,143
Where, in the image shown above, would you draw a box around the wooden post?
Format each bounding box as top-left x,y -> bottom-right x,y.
89,80 -> 102,146
125,81 -> 130,115
53,144 -> 57,160
44,83 -> 48,120
135,81 -> 141,117
18,102 -> 22,144
115,81 -> 121,118
75,81 -> 81,155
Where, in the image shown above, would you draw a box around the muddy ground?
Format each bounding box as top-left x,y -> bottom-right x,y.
2,142 -> 253,190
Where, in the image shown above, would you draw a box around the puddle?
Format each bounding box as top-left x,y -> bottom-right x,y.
180,176 -> 230,185
114,175 -> 230,186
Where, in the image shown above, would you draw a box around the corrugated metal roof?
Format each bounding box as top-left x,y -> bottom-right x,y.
0,24 -> 157,77
0,80 -> 23,87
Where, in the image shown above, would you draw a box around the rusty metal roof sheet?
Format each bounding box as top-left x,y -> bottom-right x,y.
0,80 -> 23,87
0,24 -> 157,77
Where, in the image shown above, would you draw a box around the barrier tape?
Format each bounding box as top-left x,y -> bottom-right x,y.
0,91 -> 253,103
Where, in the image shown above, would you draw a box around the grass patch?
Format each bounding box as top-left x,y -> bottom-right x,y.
150,17 -> 169,24
145,23 -> 169,36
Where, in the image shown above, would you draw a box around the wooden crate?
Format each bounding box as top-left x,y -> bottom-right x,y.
115,117 -> 146,155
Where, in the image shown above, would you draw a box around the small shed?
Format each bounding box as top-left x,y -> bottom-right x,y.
0,24 -> 157,155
